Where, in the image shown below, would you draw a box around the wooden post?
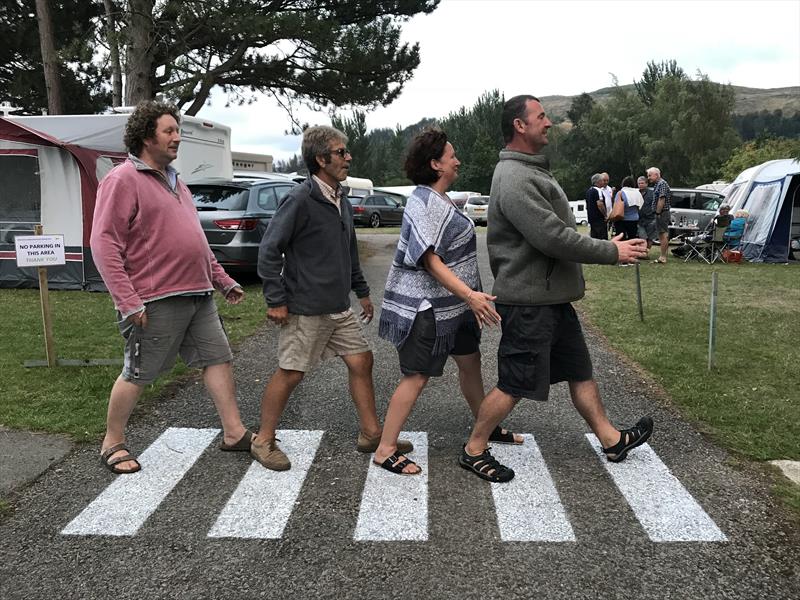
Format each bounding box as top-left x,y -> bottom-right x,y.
35,224 -> 57,367
635,262 -> 644,322
708,271 -> 718,371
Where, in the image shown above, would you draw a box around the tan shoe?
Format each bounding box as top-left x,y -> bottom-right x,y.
356,432 -> 414,454
250,437 -> 291,471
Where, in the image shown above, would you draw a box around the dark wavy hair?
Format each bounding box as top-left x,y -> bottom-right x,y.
123,100 -> 181,157
404,128 -> 448,185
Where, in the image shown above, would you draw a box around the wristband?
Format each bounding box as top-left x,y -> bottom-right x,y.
466,290 -> 474,303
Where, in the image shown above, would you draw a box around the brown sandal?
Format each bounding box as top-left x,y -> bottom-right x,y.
100,443 -> 141,474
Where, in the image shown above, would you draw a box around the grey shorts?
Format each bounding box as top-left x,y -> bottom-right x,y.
638,215 -> 657,241
495,303 -> 593,402
278,310 -> 370,372
656,210 -> 671,234
120,295 -> 233,385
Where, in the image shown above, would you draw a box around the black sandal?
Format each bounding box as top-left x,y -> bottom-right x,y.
603,416 -> 654,463
374,451 -> 422,475
100,443 -> 141,474
459,446 -> 514,483
488,425 -> 523,445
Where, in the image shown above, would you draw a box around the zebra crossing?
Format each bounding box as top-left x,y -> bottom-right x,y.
61,427 -> 727,543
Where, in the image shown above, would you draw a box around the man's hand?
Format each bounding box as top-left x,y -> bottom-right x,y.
358,296 -> 374,324
128,308 -> 147,328
225,286 -> 245,305
267,305 -> 289,325
611,233 -> 649,264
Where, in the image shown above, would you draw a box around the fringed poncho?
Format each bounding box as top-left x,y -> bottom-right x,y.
378,185 -> 481,355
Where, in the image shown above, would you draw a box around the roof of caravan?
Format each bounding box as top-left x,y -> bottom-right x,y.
732,159 -> 800,184
6,113 -> 231,154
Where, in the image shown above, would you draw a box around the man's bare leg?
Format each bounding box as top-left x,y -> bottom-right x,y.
101,376 -> 144,472
568,379 -> 620,448
341,351 -> 382,439
464,387 -> 517,456
658,231 -> 669,262
202,361 -> 247,446
253,367 -> 304,444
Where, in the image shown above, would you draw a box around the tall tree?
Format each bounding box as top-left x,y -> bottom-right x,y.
34,0 -> 62,114
634,59 -> 686,107
100,1 -> 438,116
0,0 -> 109,114
566,92 -> 595,125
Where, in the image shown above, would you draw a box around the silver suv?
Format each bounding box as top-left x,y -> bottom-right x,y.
668,188 -> 726,234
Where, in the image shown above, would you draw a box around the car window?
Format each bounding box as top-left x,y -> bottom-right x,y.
257,187 -> 278,211
348,197 -> 361,205
671,191 -> 693,210
470,197 -> 488,206
191,186 -> 249,211
275,185 -> 293,201
385,197 -> 401,208
698,193 -> 722,211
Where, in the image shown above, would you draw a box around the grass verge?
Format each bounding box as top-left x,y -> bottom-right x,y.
579,258 -> 800,512
0,281 -> 266,442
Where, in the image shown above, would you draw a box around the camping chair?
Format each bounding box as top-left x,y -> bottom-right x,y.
681,233 -> 711,263
709,225 -> 729,264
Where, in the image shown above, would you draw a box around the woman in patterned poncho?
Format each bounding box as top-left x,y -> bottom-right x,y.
373,128 -> 521,476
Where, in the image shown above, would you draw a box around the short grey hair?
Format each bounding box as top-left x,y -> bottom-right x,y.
646,167 -> 661,177
590,173 -> 603,186
302,125 -> 348,175
637,176 -> 647,184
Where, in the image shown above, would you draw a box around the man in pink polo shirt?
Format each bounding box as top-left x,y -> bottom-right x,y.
90,100 -> 251,475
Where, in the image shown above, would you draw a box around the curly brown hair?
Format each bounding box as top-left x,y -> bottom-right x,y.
123,100 -> 181,157
404,128 -> 448,185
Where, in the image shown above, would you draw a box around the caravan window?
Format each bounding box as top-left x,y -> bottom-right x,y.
0,152 -> 41,243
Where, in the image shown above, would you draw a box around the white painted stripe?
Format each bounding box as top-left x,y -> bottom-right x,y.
354,431 -> 428,542
208,429 -> 324,539
490,434 -> 576,542
586,434 -> 727,542
62,427 -> 219,536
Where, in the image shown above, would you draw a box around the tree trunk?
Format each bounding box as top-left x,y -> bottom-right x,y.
103,0 -> 123,107
124,0 -> 156,105
34,0 -> 62,114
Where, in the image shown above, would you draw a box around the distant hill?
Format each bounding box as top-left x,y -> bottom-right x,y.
539,85 -> 800,121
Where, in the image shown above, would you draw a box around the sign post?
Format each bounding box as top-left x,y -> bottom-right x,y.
15,226 -> 65,367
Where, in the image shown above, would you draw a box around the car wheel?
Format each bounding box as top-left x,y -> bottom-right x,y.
581,219 -> 588,226
369,213 -> 381,228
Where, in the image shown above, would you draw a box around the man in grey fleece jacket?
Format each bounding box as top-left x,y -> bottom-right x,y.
459,96 -> 653,483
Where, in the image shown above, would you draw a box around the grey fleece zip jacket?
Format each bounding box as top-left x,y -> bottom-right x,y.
258,177 -> 369,315
488,150 -> 618,305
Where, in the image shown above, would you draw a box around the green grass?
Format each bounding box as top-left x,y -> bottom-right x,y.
579,259 -> 799,461
0,283 -> 267,441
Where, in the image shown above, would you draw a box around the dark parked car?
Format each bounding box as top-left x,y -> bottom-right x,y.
349,194 -> 405,228
189,177 -> 296,270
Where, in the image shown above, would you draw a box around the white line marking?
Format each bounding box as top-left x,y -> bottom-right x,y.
490,434 -> 576,542
62,427 -> 220,536
354,431 -> 428,541
208,429 -> 324,539
586,434 -> 727,542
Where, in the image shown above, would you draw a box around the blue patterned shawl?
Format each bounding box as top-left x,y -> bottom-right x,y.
378,185 -> 481,355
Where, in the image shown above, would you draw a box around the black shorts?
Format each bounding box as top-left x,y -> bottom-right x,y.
496,303 -> 592,401
398,309 -> 480,377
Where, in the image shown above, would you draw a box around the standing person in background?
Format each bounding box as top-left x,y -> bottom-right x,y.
637,176 -> 656,250
460,95 -> 653,483
647,167 -> 672,264
91,100 -> 250,475
374,128 -> 519,476
612,176 -> 643,240
586,173 -> 607,240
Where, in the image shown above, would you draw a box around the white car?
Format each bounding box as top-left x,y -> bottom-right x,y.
463,195 -> 490,225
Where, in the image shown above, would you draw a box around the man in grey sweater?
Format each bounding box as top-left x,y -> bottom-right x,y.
459,96 -> 653,483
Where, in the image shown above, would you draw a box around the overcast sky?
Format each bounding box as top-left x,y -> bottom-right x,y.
200,0 -> 800,162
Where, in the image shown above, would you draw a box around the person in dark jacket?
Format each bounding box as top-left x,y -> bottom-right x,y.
586,173 -> 607,239
252,125 -> 411,471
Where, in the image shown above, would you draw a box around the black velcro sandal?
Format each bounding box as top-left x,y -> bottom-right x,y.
374,452 -> 422,475
488,425 -> 523,445
603,416 -> 654,463
459,446 -> 514,483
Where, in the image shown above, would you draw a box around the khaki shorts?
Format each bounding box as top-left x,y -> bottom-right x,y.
656,210 -> 671,234
120,295 -> 233,386
278,310 -> 371,372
